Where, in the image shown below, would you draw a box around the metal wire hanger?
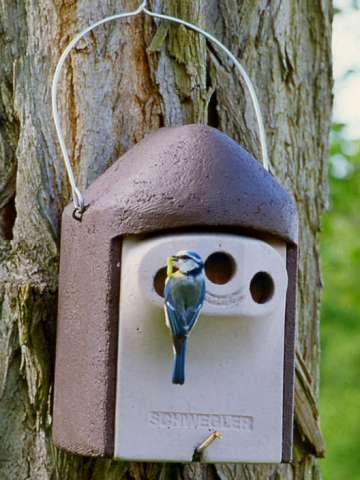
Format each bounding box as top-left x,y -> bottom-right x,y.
52,0 -> 269,221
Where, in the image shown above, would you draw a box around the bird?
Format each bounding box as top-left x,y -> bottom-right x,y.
164,250 -> 206,385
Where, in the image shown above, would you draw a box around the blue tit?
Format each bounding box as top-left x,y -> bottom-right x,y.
164,250 -> 206,385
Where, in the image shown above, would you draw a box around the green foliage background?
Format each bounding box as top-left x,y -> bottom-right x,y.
320,124 -> 360,478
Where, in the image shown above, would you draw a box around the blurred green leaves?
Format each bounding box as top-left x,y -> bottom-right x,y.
323,124 -> 360,306
321,124 -> 360,478
334,0 -> 360,15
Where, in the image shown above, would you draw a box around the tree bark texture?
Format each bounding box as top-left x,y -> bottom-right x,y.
0,0 -> 332,479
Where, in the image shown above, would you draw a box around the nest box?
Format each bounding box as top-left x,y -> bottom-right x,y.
53,124 -> 298,464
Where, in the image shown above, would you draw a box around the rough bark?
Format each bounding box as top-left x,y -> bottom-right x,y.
0,0 -> 332,479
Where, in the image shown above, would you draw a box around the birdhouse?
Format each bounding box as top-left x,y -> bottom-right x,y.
53,124 -> 298,464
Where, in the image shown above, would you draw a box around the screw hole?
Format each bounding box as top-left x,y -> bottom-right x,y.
250,272 -> 274,304
205,251 -> 236,285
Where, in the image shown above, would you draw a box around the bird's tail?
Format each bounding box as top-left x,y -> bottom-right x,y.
172,336 -> 187,385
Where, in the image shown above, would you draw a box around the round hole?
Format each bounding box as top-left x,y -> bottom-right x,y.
205,251 -> 236,285
154,267 -> 167,297
250,272 -> 274,304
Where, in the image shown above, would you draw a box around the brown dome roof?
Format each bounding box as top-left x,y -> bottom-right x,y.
77,124 -> 298,244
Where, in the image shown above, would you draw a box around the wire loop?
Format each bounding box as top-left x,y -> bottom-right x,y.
52,3 -> 269,218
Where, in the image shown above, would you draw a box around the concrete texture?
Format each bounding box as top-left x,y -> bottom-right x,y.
115,233 -> 288,463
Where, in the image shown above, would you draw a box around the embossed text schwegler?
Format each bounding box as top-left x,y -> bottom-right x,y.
148,412 -> 254,431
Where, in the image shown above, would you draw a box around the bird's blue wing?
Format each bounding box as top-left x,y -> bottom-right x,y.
164,276 -> 205,336
184,280 -> 205,332
164,281 -> 184,336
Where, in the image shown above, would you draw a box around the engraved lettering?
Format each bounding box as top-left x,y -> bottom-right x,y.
210,414 -> 221,429
199,414 -> 210,428
160,413 -> 172,428
231,415 -> 241,430
183,413 -> 200,428
223,415 -> 232,429
148,411 -> 160,427
173,413 -> 183,428
205,290 -> 246,306
148,411 -> 254,432
241,416 -> 254,432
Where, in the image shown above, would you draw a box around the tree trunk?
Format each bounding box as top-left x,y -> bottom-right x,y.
0,0 -> 332,479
